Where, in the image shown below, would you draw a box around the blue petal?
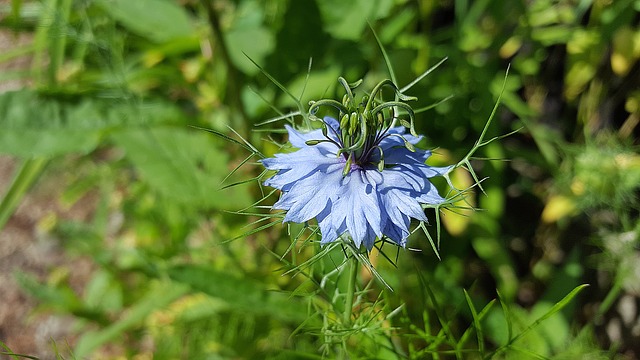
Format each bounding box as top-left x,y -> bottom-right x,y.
284,116 -> 342,149
262,120 -> 451,250
384,126 -> 423,145
317,202 -> 347,244
285,125 -> 324,148
383,220 -> 410,246
262,147 -> 328,170
279,163 -> 344,222
265,157 -> 342,191
383,146 -> 431,164
416,185 -> 446,204
322,116 -> 342,142
362,225 -> 379,250
331,169 -> 383,248
262,146 -> 343,192
383,188 -> 428,222
378,166 -> 425,192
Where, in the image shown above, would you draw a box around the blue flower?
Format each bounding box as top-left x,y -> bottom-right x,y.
261,116 -> 449,250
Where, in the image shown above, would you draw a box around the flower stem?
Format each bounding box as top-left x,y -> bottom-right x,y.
343,255 -> 358,325
201,0 -> 248,134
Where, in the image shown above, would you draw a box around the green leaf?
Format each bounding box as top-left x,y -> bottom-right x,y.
516,284 -> 589,341
490,284 -> 590,358
112,127 -> 252,210
96,0 -> 195,43
74,281 -> 189,358
471,232 -> 519,300
1,339 -> 39,360
0,91 -> 101,156
0,158 -> 47,231
497,290 -> 513,342
0,90 -> 183,157
316,0 -> 395,41
167,264 -> 307,322
224,1 -> 275,75
463,290 -> 486,355
459,298 -> 495,351
283,67 -> 341,108
528,250 -> 584,351
15,272 -> 84,312
84,270 -> 123,313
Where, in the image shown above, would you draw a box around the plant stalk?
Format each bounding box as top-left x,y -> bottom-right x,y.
343,255 -> 358,325
0,158 -> 47,231
201,0 -> 249,134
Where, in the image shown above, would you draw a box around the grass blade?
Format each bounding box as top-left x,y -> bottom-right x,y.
400,57 -> 448,93
369,22 -> 396,85
511,284 -> 589,344
463,289 -> 485,356
0,158 -> 47,231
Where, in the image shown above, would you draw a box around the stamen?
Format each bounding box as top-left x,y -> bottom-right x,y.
342,152 -> 353,177
305,77 -> 419,168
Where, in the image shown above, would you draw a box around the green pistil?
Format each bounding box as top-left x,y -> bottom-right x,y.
307,77 -> 419,176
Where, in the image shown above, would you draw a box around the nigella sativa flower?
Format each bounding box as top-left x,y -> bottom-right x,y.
261,78 -> 451,250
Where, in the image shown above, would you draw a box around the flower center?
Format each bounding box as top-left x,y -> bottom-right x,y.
307,78 -> 420,176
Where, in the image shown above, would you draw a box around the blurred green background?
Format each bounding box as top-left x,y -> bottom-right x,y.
0,0 -> 639,358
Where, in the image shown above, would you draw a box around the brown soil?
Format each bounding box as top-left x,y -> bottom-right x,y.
0,157 -> 62,358
0,11 -> 93,358
0,155 -> 100,359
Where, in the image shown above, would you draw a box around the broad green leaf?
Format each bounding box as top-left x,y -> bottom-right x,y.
483,304 -> 510,347
96,0 -> 195,43
0,90 -> 183,157
84,270 -> 123,313
315,0 -> 394,41
0,91 -> 101,156
112,127 -> 252,210
167,264 -> 307,322
226,28 -> 274,75
282,67 -> 340,108
169,294 -> 228,323
497,290 -> 513,342
224,1 -> 275,75
74,281 -> 189,358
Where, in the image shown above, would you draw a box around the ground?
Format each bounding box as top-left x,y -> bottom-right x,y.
0,21 -> 86,358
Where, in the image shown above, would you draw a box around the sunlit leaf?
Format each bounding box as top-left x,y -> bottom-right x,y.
224,1 -> 275,75
0,90 -> 182,157
0,91 -> 101,156
541,195 -> 577,223
96,0 -> 195,43
112,127 -> 253,210
167,264 -> 307,322
75,281 -> 189,358
316,0 -> 394,40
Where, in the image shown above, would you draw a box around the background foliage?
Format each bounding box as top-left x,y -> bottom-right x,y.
0,0 -> 639,358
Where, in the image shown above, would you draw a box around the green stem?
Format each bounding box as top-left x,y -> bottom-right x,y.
596,278 -> 623,322
343,255 -> 359,325
0,158 -> 48,231
201,0 -> 249,135
49,0 -> 73,86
